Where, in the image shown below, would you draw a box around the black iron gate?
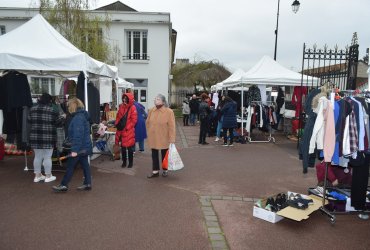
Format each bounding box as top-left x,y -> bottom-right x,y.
300,42 -> 359,90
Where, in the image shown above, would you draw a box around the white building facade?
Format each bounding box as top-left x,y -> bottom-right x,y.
0,1 -> 176,110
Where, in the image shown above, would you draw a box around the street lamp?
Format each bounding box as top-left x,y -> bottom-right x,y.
274,0 -> 301,60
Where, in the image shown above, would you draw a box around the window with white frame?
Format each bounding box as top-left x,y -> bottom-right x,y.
30,77 -> 56,95
0,26 -> 5,35
125,30 -> 148,60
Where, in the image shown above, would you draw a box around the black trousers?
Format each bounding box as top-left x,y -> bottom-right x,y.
350,155 -> 370,210
121,146 -> 134,166
183,114 -> 189,126
151,148 -> 168,171
223,127 -> 234,144
199,117 -> 208,143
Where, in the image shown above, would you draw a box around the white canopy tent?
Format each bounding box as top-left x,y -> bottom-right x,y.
222,55 -> 319,88
211,68 -> 245,92
0,14 -> 118,110
221,56 -> 320,137
116,77 -> 134,106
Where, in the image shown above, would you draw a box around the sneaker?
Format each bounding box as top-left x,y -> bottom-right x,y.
358,213 -> 369,220
162,171 -> 168,177
229,144 -> 234,147
45,176 -> 56,183
34,175 -> 46,183
52,185 -> 68,192
214,137 -> 220,142
77,184 -> 92,191
222,143 -> 228,147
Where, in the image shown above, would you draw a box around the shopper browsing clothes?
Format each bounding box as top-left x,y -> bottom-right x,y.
115,93 -> 138,168
133,100 -> 147,152
221,96 -> 237,146
189,94 -> 199,126
146,94 -> 176,178
52,98 -> 93,192
28,93 -> 59,183
198,93 -> 211,145
214,96 -> 225,142
182,98 -> 190,126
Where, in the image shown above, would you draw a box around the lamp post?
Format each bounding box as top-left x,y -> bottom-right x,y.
274,0 -> 300,60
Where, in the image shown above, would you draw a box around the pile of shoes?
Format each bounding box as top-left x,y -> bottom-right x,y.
255,193 -> 288,212
286,193 -> 313,210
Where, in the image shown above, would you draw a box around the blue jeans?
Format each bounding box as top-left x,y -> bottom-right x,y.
190,113 -> 197,125
216,117 -> 223,138
135,140 -> 145,151
61,155 -> 91,186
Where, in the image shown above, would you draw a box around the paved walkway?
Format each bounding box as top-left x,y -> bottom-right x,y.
0,120 -> 369,250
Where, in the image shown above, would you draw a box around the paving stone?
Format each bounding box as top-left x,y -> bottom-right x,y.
208,227 -> 221,234
222,196 -> 233,200
201,206 -> 213,212
211,195 -> 222,200
206,221 -> 220,227
243,197 -> 254,202
203,210 -> 216,216
201,200 -> 212,206
232,196 -> 242,201
200,195 -> 211,200
209,234 -> 225,241
211,240 -> 227,248
205,215 -> 218,221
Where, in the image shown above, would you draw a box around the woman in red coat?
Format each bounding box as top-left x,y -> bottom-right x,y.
115,92 -> 137,168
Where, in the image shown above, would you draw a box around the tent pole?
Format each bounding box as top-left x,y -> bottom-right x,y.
83,71 -> 89,112
241,85 -> 244,136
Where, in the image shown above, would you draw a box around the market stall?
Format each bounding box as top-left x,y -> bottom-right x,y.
0,14 -> 118,168
222,55 -> 319,140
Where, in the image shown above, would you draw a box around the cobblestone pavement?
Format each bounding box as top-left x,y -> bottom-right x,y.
1,119 -> 370,250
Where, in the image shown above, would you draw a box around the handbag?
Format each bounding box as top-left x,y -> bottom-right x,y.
113,144 -> 121,160
116,106 -> 131,131
62,137 -> 72,152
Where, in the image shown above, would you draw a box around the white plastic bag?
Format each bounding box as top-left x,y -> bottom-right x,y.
168,143 -> 184,171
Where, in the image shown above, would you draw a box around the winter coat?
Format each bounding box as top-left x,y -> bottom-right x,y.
134,101 -> 147,142
189,98 -> 199,114
68,108 -> 93,155
146,106 -> 176,150
115,92 -> 138,147
28,104 -> 58,149
221,101 -> 237,128
182,101 -> 190,115
199,101 -> 210,119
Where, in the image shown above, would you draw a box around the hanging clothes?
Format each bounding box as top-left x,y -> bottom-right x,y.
292,86 -> 308,117
76,72 -> 100,124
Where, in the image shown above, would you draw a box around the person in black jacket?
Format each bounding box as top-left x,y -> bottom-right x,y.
52,97 -> 93,192
189,94 -> 199,126
221,96 -> 237,146
198,93 -> 211,145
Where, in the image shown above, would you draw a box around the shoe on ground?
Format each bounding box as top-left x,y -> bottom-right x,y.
162,171 -> 168,177
229,144 -> 234,147
34,175 -> 46,183
147,172 -> 159,178
358,213 -> 369,220
127,164 -> 133,168
77,184 -> 92,191
52,185 -> 68,192
44,176 -> 56,183
121,162 -> 127,168
214,137 -> 220,142
202,142 -> 209,145
222,143 -> 228,147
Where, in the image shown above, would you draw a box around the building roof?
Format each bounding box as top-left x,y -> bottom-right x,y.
95,1 -> 137,12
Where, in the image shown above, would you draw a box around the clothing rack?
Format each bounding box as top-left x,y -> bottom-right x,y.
246,101 -> 276,143
312,91 -> 370,223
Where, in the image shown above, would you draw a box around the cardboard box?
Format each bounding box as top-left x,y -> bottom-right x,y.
253,205 -> 284,223
253,192 -> 324,223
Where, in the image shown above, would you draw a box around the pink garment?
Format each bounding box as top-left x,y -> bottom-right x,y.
292,86 -> 308,117
323,102 -> 335,162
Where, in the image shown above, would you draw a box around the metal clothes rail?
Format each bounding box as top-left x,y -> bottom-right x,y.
246,101 -> 276,143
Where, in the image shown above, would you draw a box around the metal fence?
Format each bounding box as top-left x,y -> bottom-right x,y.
170,90 -> 193,108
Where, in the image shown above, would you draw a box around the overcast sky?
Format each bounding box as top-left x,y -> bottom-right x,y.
3,0 -> 370,73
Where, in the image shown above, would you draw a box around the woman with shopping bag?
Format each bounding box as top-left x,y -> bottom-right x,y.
146,94 -> 176,178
